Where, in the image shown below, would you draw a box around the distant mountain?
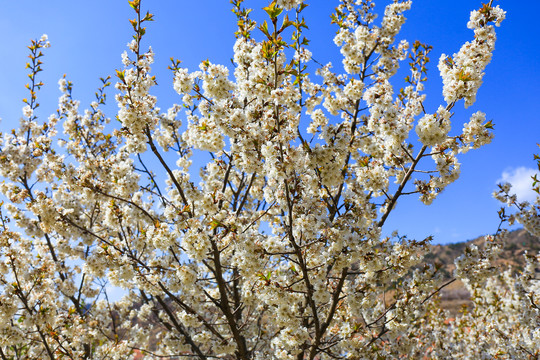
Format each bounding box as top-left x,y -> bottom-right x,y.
425,228 -> 540,314
427,228 -> 540,278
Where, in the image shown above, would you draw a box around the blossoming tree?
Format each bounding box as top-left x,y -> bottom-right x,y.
1,0 -> 538,359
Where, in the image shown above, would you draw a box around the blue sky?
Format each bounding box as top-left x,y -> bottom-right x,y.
0,0 -> 538,244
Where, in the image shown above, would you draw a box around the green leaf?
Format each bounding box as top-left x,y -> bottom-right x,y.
484,120 -> 494,129
280,14 -> 294,32
116,69 -> 125,81
143,11 -> 154,22
259,20 -> 270,38
128,0 -> 140,10
263,1 -> 283,19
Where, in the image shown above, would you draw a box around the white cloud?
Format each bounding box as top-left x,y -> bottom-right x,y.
497,166 -> 539,202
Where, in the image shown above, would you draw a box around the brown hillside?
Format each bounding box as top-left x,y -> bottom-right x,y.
425,228 -> 540,314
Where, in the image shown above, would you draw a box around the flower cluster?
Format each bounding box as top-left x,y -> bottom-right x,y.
460,111 -> 494,152
115,40 -> 159,153
415,106 -> 451,147
438,5 -> 506,107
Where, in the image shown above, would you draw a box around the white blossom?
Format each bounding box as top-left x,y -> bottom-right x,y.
1,2 -> 530,359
